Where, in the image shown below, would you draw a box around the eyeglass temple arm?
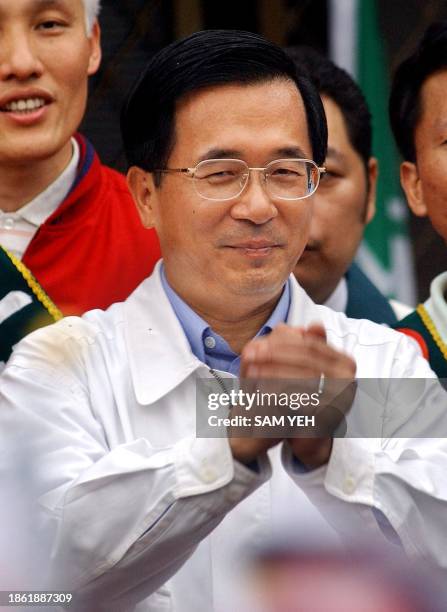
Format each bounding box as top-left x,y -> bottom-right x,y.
151,168 -> 193,175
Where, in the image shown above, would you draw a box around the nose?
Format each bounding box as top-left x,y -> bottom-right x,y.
0,30 -> 44,81
230,170 -> 279,225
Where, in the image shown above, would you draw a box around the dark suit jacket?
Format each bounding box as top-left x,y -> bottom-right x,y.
345,263 -> 398,326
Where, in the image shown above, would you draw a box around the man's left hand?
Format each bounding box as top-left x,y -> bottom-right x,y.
240,323 -> 357,468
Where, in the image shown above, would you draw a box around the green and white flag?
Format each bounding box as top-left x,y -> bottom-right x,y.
329,0 -> 416,305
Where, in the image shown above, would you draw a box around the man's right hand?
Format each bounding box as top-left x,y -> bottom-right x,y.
228,322 -> 356,465
228,409 -> 281,465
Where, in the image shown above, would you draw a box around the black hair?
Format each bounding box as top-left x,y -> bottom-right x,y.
390,20 -> 447,162
121,30 -> 327,180
286,46 -> 372,169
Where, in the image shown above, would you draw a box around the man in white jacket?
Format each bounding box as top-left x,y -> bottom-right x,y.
1,30 -> 446,612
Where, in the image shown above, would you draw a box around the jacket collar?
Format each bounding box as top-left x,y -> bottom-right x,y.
123,261 -> 321,405
427,271 -> 447,341
38,134 -> 99,228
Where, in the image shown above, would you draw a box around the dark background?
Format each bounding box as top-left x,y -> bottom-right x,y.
81,0 -> 447,300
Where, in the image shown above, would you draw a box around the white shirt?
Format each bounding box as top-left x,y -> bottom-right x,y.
324,276 -> 412,320
324,276 -> 348,312
0,138 -> 80,260
1,261 -> 446,611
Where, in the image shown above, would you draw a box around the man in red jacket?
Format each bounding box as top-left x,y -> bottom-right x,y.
0,0 -> 161,363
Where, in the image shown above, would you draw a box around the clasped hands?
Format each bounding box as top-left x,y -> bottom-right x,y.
229,323 -> 357,469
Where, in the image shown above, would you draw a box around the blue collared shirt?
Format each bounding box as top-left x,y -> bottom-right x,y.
161,265 -> 290,375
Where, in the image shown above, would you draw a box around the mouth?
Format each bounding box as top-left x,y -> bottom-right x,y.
226,240 -> 282,257
0,97 -> 48,114
231,240 -> 279,249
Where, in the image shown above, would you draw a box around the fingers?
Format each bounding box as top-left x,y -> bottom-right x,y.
231,324 -> 356,454
305,322 -> 327,342
289,437 -> 333,469
241,323 -> 356,380
228,436 -> 281,465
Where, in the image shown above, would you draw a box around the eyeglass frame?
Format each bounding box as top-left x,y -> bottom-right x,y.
150,158 -> 327,201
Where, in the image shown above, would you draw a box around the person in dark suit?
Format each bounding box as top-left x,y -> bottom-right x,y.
288,47 -> 410,325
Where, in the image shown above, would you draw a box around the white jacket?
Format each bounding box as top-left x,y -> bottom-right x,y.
1,262 -> 446,611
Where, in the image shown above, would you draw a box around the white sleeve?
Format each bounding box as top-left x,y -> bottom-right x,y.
283,335 -> 447,567
0,362 -> 270,608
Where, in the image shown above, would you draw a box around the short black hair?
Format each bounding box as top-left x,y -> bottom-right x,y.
390,20 -> 447,162
286,46 -> 372,169
121,30 -> 327,178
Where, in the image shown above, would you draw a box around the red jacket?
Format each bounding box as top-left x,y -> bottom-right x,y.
22,135 -> 161,315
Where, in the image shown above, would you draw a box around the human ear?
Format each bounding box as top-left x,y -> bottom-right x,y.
365,157 -> 378,224
87,21 -> 102,76
127,166 -> 157,229
400,161 -> 428,217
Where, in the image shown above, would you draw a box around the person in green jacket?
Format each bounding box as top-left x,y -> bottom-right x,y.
390,20 -> 447,378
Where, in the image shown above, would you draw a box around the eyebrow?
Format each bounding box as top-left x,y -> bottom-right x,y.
274,146 -> 309,159
20,0 -> 72,14
0,0 -> 71,15
326,146 -> 346,163
197,146 -> 310,163
197,148 -> 242,162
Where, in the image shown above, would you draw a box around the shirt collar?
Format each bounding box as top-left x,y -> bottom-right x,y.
160,264 -> 291,368
13,137 -> 80,227
124,261 -> 317,406
324,277 -> 348,313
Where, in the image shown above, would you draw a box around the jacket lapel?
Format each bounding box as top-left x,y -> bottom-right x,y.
123,267 -> 322,405
123,262 -> 205,406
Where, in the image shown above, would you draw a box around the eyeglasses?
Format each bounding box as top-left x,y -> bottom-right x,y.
152,158 -> 326,201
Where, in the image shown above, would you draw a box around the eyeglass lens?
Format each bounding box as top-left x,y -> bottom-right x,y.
193,159 -> 319,201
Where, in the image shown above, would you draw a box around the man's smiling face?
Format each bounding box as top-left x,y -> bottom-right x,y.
0,0 -> 100,165
133,79 -> 315,312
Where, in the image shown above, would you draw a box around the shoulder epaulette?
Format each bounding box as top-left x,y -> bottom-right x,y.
393,306 -> 447,378
0,246 -> 62,363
